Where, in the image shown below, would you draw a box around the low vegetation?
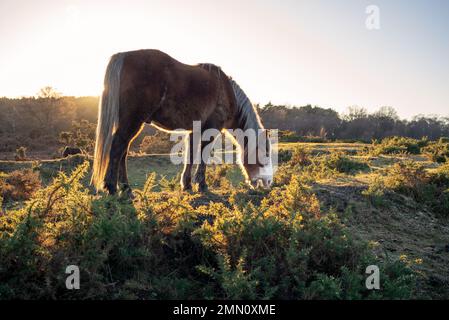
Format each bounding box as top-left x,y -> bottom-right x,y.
2,137 -> 449,299
364,161 -> 449,216
369,137 -> 428,156
0,169 -> 41,203
0,157 -> 419,300
422,138 -> 449,163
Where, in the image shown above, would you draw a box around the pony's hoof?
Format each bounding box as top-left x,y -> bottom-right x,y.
198,184 -> 209,193
182,185 -> 193,192
120,185 -> 135,200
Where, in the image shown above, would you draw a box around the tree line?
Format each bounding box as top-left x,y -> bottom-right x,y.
259,103 -> 449,141
0,87 -> 448,157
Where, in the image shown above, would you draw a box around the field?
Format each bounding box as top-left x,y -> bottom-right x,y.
1,141 -> 449,299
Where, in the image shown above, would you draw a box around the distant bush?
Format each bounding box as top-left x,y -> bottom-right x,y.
0,169 -> 41,202
298,136 -> 328,143
363,161 -> 449,216
275,150 -> 368,186
383,161 -> 428,195
278,131 -> 328,143
370,137 -> 428,156
321,152 -> 370,174
14,147 -> 27,161
139,131 -> 174,154
290,147 -> 312,167
422,139 -> 449,163
362,176 -> 388,207
59,120 -> 96,154
277,149 -> 292,163
278,130 -> 301,142
430,162 -> 449,187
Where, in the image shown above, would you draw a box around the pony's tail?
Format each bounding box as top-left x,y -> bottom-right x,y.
91,53 -> 126,191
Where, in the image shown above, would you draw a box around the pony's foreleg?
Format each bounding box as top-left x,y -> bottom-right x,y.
194,142 -> 208,192
181,133 -> 195,191
194,131 -> 219,192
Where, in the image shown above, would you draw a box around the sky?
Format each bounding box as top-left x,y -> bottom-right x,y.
0,0 -> 448,118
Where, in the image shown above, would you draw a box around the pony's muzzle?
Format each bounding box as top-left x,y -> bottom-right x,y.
249,177 -> 272,189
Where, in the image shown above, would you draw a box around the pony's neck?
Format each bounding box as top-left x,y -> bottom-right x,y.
228,78 -> 268,167
229,78 -> 263,132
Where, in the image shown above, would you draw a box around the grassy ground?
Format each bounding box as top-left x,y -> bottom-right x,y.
1,142 -> 449,298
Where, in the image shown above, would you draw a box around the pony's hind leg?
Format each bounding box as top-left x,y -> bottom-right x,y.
104,120 -> 143,196
118,152 -> 133,199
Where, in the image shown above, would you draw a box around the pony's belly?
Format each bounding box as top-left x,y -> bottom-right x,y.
149,121 -> 188,132
150,104 -> 210,131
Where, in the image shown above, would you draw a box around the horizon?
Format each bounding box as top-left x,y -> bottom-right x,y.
1,92 -> 447,121
1,0 -> 448,119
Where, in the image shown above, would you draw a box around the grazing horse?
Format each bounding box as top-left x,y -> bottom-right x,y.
91,49 -> 273,196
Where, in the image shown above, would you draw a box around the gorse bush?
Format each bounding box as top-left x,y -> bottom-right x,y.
205,165 -> 232,190
0,169 -> 41,203
290,146 -> 312,167
370,137 -> 428,156
363,161 -> 449,216
58,120 -> 96,154
0,161 -> 416,299
139,131 -> 174,154
276,149 -> 369,187
14,146 -> 27,161
278,149 -> 292,164
422,139 -> 449,163
321,152 -> 370,174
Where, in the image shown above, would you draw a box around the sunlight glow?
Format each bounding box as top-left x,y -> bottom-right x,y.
0,0 -> 448,118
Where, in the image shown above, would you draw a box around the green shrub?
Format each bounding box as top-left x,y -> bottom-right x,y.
278,130 -> 301,143
365,161 -> 449,216
277,149 -> 292,163
321,152 -> 370,174
0,162 -> 416,300
14,147 -> 27,161
275,150 -> 368,186
422,140 -> 449,163
0,169 -> 41,202
290,146 -> 312,167
205,165 -> 232,190
59,120 -> 96,154
370,137 -> 428,156
362,176 -> 387,207
139,131 -> 174,154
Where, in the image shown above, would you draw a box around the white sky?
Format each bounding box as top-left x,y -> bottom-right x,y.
0,0 -> 448,118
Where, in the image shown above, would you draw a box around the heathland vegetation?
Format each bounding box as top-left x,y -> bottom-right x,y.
1,89 -> 449,299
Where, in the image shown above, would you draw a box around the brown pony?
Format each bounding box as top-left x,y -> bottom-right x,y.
91,49 -> 273,196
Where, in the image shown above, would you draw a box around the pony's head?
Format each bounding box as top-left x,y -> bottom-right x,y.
240,129 -> 273,189
228,77 -> 274,189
